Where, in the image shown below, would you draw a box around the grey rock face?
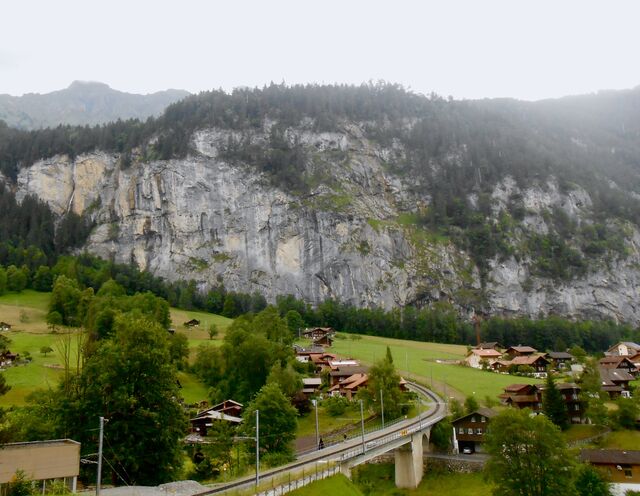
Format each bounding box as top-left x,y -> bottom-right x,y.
14,126 -> 640,325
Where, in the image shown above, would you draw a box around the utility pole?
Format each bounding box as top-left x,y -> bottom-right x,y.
97,416 -> 105,496
380,389 -> 385,429
255,410 -> 260,487
313,399 -> 319,449
359,400 -> 366,455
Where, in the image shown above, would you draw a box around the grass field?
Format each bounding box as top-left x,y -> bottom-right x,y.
352,463 -> 492,496
327,334 -> 541,401
600,430 -> 640,450
289,474 -> 362,496
0,290 -> 226,407
0,330 -> 79,405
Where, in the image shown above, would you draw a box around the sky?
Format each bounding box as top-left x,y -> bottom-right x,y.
2,0 -> 640,101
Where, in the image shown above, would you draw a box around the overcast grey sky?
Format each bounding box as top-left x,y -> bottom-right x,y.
2,0 -> 640,100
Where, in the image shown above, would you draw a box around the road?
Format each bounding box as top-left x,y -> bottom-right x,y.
194,381 -> 447,495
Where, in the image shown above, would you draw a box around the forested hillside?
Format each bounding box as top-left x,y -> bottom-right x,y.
2,83 -> 640,324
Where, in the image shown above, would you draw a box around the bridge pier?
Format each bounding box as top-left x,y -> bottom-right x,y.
394,431 -> 428,488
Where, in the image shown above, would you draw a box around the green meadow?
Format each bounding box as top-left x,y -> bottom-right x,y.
329,334 -> 541,401
0,290 -> 222,406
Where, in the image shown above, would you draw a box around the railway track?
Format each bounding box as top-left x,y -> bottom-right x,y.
194,381 -> 447,495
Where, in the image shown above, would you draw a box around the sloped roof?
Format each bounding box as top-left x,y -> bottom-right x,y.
452,407 -> 498,424
507,346 -> 538,353
546,352 -> 574,360
599,367 -> 634,385
509,355 -> 550,366
468,349 -> 502,358
581,449 -> 640,465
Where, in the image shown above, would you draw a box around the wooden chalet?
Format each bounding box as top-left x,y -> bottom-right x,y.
464,348 -> 502,369
0,322 -> 11,331
184,319 -> 200,327
505,345 -> 538,357
607,342 -> 640,357
0,351 -> 19,367
509,355 -> 550,376
302,327 -> 335,340
302,377 -> 322,396
599,356 -> 638,377
500,384 -> 542,412
451,408 -> 497,454
580,449 -> 640,486
598,367 -> 635,398
328,364 -> 368,387
545,351 -> 574,370
329,373 -> 369,400
500,382 -> 584,423
190,400 -> 243,436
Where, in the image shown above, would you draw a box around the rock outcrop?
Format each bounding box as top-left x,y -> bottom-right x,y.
15,125 -> 640,325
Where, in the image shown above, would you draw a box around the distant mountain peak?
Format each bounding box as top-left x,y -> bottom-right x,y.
0,82 -> 190,129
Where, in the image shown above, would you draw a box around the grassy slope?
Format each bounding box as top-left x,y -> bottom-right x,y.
329,334 -> 541,401
353,463 -> 492,496
289,474 -> 363,496
0,291 -> 223,406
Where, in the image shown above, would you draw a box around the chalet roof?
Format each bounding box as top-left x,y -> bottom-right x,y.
302,378 -> 322,386
468,349 -> 502,358
546,352 -> 574,360
556,382 -> 581,391
329,366 -> 368,377
607,342 -> 640,354
503,384 -> 536,393
452,407 -> 498,424
190,410 -> 242,424
343,373 -> 369,390
476,342 -> 501,349
503,394 -> 539,404
509,355 -> 550,366
580,449 -> 640,465
599,367 -> 634,385
507,346 -> 538,354
211,399 -> 243,410
294,345 -> 326,355
599,356 -> 637,368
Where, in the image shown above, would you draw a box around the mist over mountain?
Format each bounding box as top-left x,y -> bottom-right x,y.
3,82 -> 640,324
0,81 -> 190,129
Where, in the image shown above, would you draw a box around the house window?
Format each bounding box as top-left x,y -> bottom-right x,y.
471,416 -> 476,423
574,404 -> 580,411
475,428 -> 483,435
458,427 -> 464,434
467,428 -> 473,435
481,416 -> 486,423
624,467 -> 632,478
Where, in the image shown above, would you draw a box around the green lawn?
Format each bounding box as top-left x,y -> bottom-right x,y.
1,330 -> 78,405
0,291 -> 224,407
297,404 -> 363,438
0,290 -> 51,311
289,474 -> 363,496
352,463 -> 492,496
328,334 -> 541,401
600,430 -> 640,450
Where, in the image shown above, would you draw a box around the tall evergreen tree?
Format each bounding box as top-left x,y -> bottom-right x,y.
542,374 -> 570,431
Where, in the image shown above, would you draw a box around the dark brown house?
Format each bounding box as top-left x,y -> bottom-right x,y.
545,351 -> 574,370
302,327 -> 335,340
598,367 -> 635,398
599,356 -> 638,377
475,342 -> 503,351
452,408 -> 497,454
505,346 -> 538,357
190,400 -> 243,436
500,382 -> 584,423
184,319 -> 200,327
580,449 -> 640,483
0,322 -> 11,331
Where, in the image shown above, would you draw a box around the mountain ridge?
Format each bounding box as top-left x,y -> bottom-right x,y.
0,81 -> 190,129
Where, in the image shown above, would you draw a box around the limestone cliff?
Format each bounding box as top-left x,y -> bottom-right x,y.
14,124 -> 640,325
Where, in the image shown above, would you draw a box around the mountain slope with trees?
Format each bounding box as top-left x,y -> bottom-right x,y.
2,83 -> 640,324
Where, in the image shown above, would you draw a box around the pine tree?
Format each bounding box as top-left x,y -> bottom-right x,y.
542,374 -> 570,430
